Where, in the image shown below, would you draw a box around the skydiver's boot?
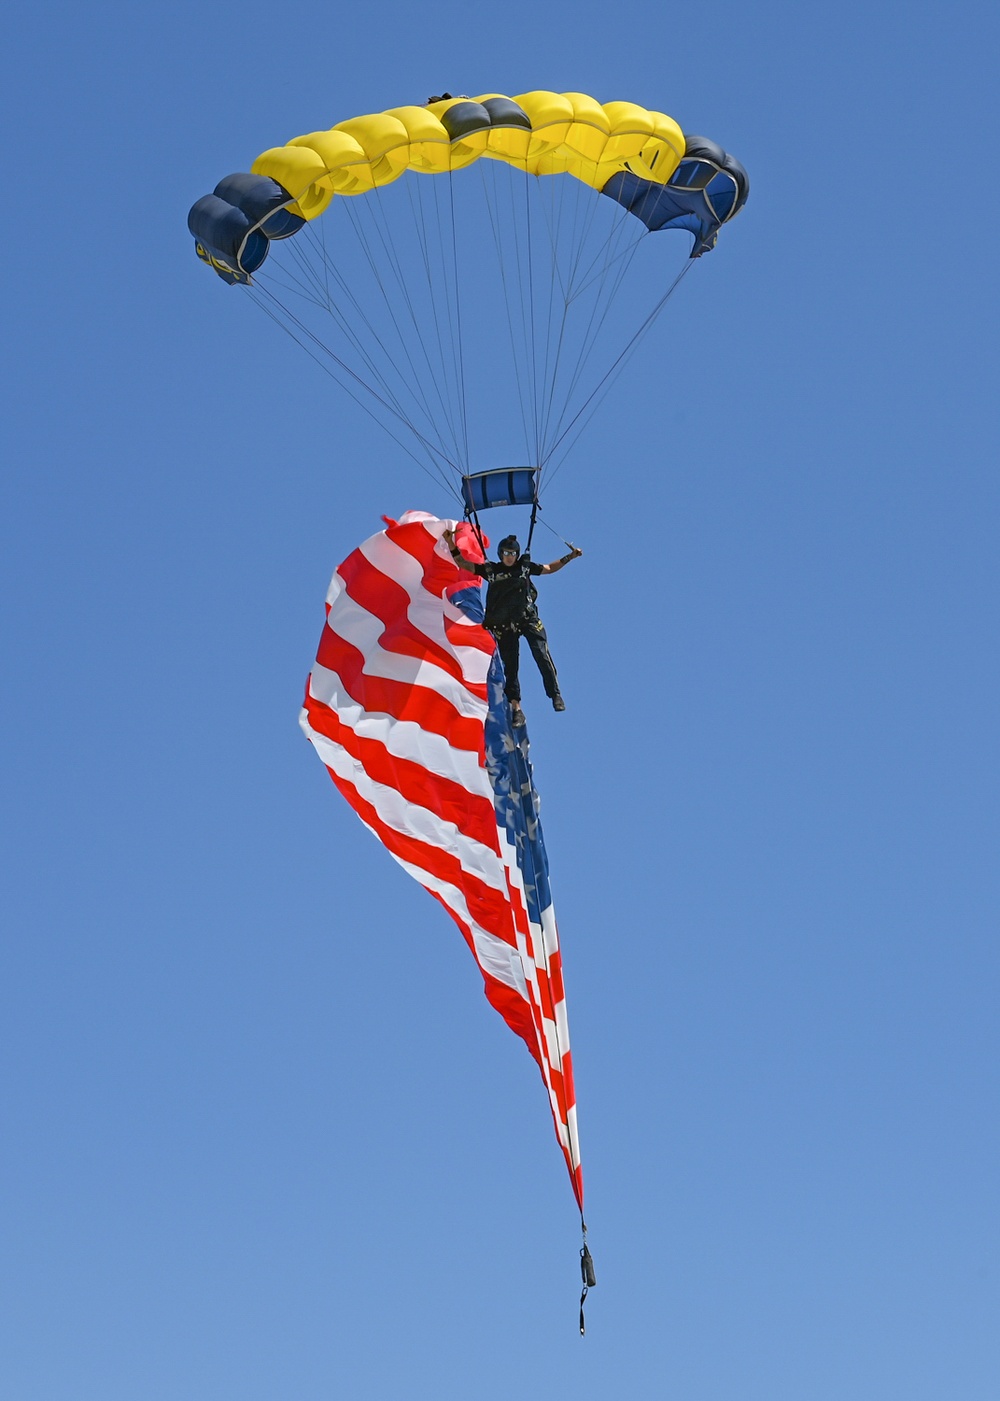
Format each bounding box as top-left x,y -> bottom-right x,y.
552,694 -> 566,712
511,705 -> 526,728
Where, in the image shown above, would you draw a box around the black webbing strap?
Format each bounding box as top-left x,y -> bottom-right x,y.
579,1224 -> 596,1335
525,497 -> 540,555
463,504 -> 487,558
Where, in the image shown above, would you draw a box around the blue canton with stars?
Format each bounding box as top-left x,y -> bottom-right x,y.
450,584 -> 553,930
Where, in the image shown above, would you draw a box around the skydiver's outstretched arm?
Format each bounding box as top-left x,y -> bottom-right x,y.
443,527 -> 480,572
538,546 -> 583,575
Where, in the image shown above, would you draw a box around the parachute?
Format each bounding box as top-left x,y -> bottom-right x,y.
189,88 -> 747,1324
188,89 -> 748,515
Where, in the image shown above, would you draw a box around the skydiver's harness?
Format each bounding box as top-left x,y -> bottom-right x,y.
481,560 -> 542,631
453,468 -> 577,638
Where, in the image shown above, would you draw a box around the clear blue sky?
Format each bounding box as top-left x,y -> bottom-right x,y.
3,3 -> 998,1397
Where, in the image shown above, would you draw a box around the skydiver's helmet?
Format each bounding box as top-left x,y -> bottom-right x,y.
498,536 -> 521,561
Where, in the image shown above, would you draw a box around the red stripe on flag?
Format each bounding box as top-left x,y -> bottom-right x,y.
385,522 -> 496,657
302,692 -> 500,852
323,767 -> 520,950
481,975 -> 543,1068
338,546 -> 489,699
315,627 -> 486,753
422,889 -> 543,1068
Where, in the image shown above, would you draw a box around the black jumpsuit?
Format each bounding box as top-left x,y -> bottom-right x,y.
472,557 -> 560,703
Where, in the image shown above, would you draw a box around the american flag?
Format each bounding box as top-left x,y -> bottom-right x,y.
299,510 -> 584,1212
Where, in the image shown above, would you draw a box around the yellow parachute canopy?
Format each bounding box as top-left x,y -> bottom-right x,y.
250,91 -> 687,219
187,87 -> 747,495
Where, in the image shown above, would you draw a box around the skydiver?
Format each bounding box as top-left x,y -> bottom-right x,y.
443,528 -> 583,728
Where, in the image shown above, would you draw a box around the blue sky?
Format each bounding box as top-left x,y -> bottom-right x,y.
3,2 -> 998,1397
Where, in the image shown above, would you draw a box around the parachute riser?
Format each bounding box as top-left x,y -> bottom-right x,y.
525,497 -> 539,555
463,503 -> 488,560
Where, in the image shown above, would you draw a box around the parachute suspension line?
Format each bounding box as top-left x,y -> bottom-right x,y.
247,280 -> 418,453
403,169 -> 467,474
479,160 -> 539,468
522,161 -> 544,466
353,179 -> 464,467
405,172 -> 471,475
250,274 -> 459,497
543,256 -> 697,485
546,249 -> 694,467
479,161 -> 637,483
507,155 -> 539,465
579,1220 -> 597,1336
564,202 -> 647,389
403,174 -> 470,474
263,215 -> 457,474
534,511 -> 577,553
266,234 -> 330,310
533,172 -> 588,469
555,176 -> 641,305
537,206 -> 648,470
435,172 -> 471,473
446,171 -> 471,471
245,283 -> 463,504
534,164 -> 570,469
397,171 -> 468,472
536,168 -> 610,460
273,170 -> 489,485
526,187 -> 588,481
279,228 -> 444,453
247,285 -> 461,504
341,185 -> 467,473
523,159 -> 544,466
477,160 -> 660,504
318,206 -> 332,310
292,222 -> 416,400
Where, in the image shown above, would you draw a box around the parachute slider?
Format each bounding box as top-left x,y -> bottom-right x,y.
461,467 -> 538,514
